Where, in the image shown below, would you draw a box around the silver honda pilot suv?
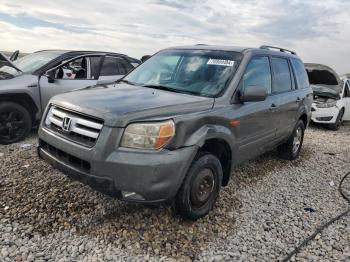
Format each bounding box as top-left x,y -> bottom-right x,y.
38,45 -> 312,220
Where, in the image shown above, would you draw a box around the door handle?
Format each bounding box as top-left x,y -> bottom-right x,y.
296,97 -> 301,102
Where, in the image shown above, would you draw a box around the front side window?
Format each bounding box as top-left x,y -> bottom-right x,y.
271,57 -> 292,93
55,57 -> 89,80
241,56 -> 272,94
124,49 -> 242,97
291,58 -> 309,89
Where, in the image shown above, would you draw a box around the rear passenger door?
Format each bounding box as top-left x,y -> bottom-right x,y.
97,56 -> 134,84
270,57 -> 299,141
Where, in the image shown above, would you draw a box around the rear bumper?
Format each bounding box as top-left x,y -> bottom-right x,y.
38,126 -> 197,203
311,104 -> 339,124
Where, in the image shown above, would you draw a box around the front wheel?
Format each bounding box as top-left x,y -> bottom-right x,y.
173,152 -> 223,220
277,120 -> 305,160
0,102 -> 32,145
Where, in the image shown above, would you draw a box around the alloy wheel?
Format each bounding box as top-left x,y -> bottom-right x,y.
292,127 -> 302,154
0,110 -> 26,142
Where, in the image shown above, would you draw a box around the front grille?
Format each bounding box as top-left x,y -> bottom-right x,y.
45,106 -> 104,147
39,139 -> 91,173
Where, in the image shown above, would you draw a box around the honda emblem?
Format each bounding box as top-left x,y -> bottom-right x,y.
62,117 -> 72,132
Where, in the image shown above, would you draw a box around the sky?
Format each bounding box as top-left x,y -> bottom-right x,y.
0,0 -> 349,74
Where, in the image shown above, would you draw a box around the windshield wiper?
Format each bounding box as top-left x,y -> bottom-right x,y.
117,79 -> 137,86
142,84 -> 201,96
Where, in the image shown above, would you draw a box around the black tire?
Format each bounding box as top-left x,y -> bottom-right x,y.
173,152 -> 223,220
328,108 -> 344,131
0,102 -> 32,145
277,120 -> 305,160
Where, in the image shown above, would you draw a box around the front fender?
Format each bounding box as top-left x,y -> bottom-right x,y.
181,124 -> 238,165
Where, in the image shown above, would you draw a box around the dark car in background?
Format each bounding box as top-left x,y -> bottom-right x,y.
38,45 -> 312,220
0,50 -> 140,144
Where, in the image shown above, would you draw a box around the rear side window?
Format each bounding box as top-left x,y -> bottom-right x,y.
117,59 -> 133,75
291,58 -> 309,89
241,56 -> 272,94
89,56 -> 101,79
119,59 -> 134,74
100,57 -> 132,76
271,57 -> 292,93
100,57 -> 118,76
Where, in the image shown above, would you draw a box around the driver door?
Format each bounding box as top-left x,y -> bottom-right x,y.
234,56 -> 277,162
39,56 -> 102,110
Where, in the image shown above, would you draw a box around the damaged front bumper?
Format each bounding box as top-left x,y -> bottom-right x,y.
38,126 -> 197,204
311,103 -> 340,124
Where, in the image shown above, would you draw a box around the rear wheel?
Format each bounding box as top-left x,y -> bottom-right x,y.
173,152 -> 222,220
0,102 -> 32,145
277,120 -> 305,160
328,108 -> 344,131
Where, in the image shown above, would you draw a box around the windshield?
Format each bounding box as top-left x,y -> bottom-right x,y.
124,49 -> 242,97
0,51 -> 63,76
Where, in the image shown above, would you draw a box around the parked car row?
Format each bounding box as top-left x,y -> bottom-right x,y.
0,44 -> 347,219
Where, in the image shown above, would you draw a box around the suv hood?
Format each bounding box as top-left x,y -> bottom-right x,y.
50,83 -> 214,127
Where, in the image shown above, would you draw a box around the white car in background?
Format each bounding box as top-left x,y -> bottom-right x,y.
305,64 -> 350,130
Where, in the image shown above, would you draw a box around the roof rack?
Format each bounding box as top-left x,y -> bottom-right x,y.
260,45 -> 297,55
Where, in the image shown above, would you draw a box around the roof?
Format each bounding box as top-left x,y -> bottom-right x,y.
166,45 -> 249,53
162,44 -> 299,57
34,49 -> 125,56
34,49 -> 140,63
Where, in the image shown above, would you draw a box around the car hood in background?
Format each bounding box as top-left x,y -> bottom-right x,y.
0,53 -> 22,74
0,74 -> 37,88
50,83 -> 215,127
311,84 -> 340,100
305,63 -> 342,100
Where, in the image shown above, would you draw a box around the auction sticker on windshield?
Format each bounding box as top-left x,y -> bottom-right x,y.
207,59 -> 235,67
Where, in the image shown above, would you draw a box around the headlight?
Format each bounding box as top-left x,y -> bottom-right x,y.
120,120 -> 175,150
316,100 -> 337,108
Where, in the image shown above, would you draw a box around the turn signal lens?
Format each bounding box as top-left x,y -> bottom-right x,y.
120,120 -> 175,150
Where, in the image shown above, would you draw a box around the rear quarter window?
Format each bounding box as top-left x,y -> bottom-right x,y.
291,59 -> 310,89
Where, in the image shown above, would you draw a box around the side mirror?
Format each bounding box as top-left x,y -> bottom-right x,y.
45,70 -> 56,83
141,55 -> 151,63
240,85 -> 268,102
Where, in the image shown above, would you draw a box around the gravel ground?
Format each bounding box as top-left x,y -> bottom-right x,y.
0,123 -> 349,261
